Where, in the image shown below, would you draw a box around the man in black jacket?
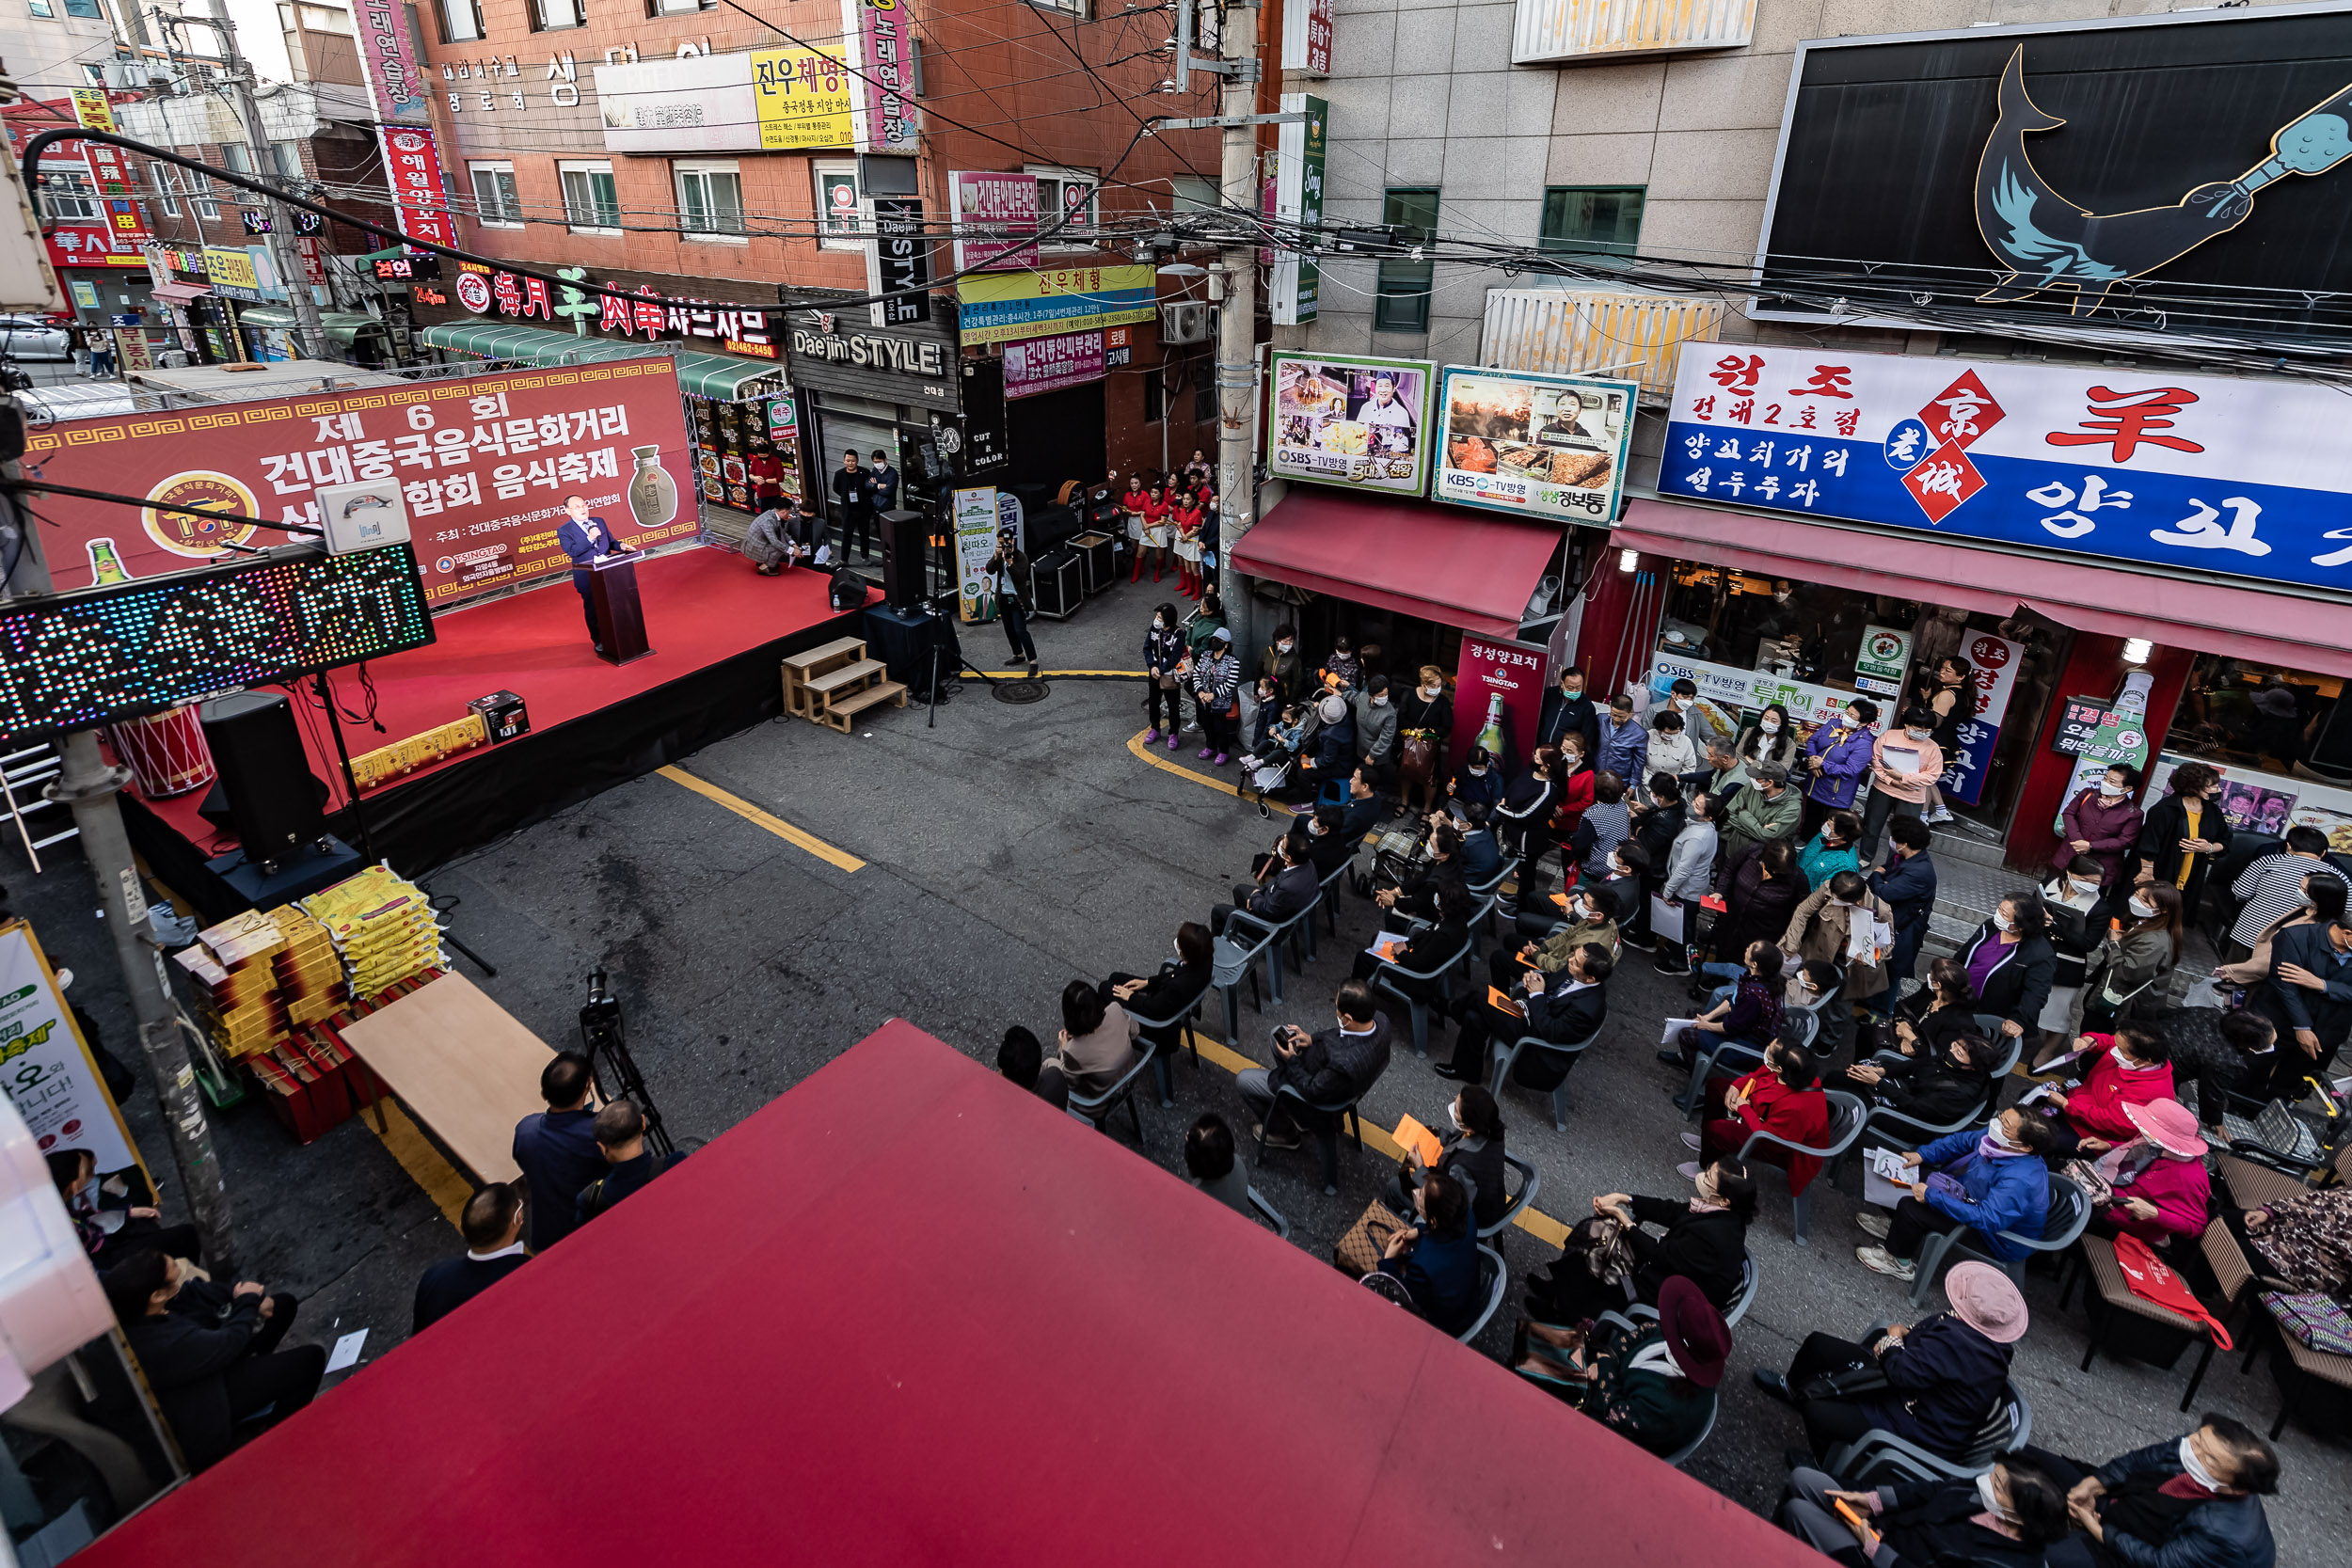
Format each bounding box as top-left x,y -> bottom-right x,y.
1866,816 -> 1938,1021
2252,911 -> 2352,1102
576,1100 -> 685,1227
1620,774 -> 1686,952
1535,664 -> 1599,757
830,449 -> 874,559
2159,1007 -> 2276,1141
1238,979 -> 1392,1150
1297,808 -> 1356,879
1212,832 -> 1318,937
1353,886 -> 1472,995
412,1181 -> 531,1335
2015,1416 -> 2280,1568
102,1250 -> 325,1471
1337,767 -> 1384,844
1438,942 -> 1612,1085
511,1051 -> 603,1253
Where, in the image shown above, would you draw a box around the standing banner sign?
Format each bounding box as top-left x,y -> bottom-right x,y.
23,360 -> 699,610
1853,624 -> 1912,697
1937,629 -> 2024,806
0,922 -> 141,1180
953,486 -> 999,622
1449,634 -> 1549,780
1270,94 -> 1325,326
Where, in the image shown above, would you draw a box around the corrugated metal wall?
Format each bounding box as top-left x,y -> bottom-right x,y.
1478,288 -> 1726,396
1512,0 -> 1756,67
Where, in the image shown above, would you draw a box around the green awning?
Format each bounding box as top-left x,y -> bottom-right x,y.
232,308 -> 391,347
416,321 -> 787,402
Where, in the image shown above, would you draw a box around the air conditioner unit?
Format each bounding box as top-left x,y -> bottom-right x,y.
1161,301 -> 1209,344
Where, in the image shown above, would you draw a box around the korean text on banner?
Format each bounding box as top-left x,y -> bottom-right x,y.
753,48 -> 856,150
1435,367 -> 1637,525
1450,634 -> 1549,778
953,264 -> 1154,346
378,126 -> 458,250
1270,94 -> 1326,326
0,921 -> 140,1180
1936,630 -> 2023,806
1003,330 -> 1104,400
953,486 -> 999,623
69,89 -> 115,133
356,0 -> 432,124
21,361 -> 699,610
1267,353 -> 1434,498
1658,342 -> 2352,593
855,0 -> 919,153
950,171 -> 1041,272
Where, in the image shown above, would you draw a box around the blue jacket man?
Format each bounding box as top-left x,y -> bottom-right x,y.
1802,701 -> 1879,811
1595,704 -> 1647,785
555,493 -> 631,652
864,451 -> 899,514
1867,819 -> 1938,1014
1912,1121 -> 2049,1261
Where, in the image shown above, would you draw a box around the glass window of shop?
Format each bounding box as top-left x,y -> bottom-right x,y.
1649,562 -> 2070,834
2169,654 -> 2344,780
686,393 -> 800,515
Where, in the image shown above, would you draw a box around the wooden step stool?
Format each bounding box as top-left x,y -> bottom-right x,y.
781,637 -> 907,734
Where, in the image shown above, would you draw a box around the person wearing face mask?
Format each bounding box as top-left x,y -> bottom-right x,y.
1687,1038 -> 1829,1194
1257,623 -> 1303,702
2016,1416 -> 2280,1568
1886,958 -> 1981,1063
1865,816 -> 1939,1023
2134,761 -> 2231,912
2083,1097 -> 2211,1249
1448,743 -> 1502,822
1667,677 -> 1733,755
1318,631 -> 1360,695
2083,883 -> 2185,1030
1104,921 -> 1216,1070
1596,693 -> 1648,785
1860,705 -> 1946,868
1737,702 -> 1799,773
1800,698 -> 1880,837
1354,886 -> 1473,1012
2038,852 -> 2111,1053
1527,1160 -> 1756,1327
1536,664 -> 1599,759
1781,869 -> 1896,1043
1385,1083 -> 1508,1233
1717,760 -> 1802,878
1352,673 -> 1399,792
1617,772 -> 1686,953
1653,789 -> 1720,976
2250,906 -> 2352,1104
1953,895 -> 2057,1045
1797,809 -> 1863,890
1702,839 -> 1810,1004
1645,706 -> 1699,787
2160,1007 -> 2277,1144
1393,664 -> 1454,816
1908,655 -> 1974,827
1846,1031 -> 1995,1130
1142,601 -> 1186,748
1493,746 -> 1563,897
99,1248 -> 326,1472
1506,885 -> 1620,983
2038,1023 -> 2176,1158
1574,768 -> 1631,882
1661,940 -> 1784,1073
1851,1107 -> 2055,1282
1778,1455 -> 2073,1568
1587,841 -> 1649,931
2059,763 -> 2147,918
2227,823 -> 2349,961
1513,1275 -> 1729,1460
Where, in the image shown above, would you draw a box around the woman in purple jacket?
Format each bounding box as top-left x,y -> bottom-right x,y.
1800,699 -> 1880,837
2058,763 -> 2146,918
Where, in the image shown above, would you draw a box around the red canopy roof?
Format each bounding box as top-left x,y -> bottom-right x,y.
81,1022 -> 1822,1568
1233,489 -> 1563,637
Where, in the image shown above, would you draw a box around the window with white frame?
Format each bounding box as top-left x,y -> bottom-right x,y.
437,0 -> 483,42
469,161 -> 522,227
533,0 -> 582,28
649,0 -> 715,13
271,141 -> 304,179
675,162 -> 745,239
27,0 -> 56,18
219,144 -> 252,175
812,161 -> 862,249
1027,165 -> 1097,249
147,163 -> 181,217
184,167 -> 220,221
560,162 -> 619,231
40,170 -> 97,222
1027,0 -> 1088,15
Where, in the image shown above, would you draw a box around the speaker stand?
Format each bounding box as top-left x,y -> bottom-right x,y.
312,671 -> 374,863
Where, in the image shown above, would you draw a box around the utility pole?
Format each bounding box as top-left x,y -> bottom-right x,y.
0,443 -> 240,1272
1213,0 -> 1261,659
161,11 -> 328,360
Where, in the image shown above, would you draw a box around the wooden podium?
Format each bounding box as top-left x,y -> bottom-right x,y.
589,552 -> 652,665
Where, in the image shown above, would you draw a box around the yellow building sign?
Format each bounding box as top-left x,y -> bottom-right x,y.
751,48 -> 854,150
202,247 -> 260,291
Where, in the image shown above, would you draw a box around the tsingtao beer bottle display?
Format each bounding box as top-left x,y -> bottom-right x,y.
1475,692 -> 1506,758
86,537 -> 131,585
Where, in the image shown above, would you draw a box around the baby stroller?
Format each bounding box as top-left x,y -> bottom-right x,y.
1245,750 -> 1297,817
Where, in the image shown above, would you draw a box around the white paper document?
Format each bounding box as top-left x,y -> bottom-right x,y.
325,1329 -> 368,1375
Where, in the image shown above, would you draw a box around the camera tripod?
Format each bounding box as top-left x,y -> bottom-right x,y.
579,968 -> 674,1159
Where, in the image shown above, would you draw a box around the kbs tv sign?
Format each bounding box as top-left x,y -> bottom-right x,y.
22,362 -> 698,609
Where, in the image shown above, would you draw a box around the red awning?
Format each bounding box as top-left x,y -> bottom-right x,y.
149,281 -> 211,304
1233,489 -> 1562,637
1618,498 -> 2352,677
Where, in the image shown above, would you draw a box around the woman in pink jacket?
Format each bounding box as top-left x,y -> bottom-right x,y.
2057,763 -> 2146,913
2086,1098 -> 2210,1249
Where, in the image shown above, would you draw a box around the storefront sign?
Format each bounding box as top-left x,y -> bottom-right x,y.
1270,93 -> 1325,325
1267,353 -> 1433,497
1281,0 -> 1333,74
787,320 -> 958,410
113,328 -> 151,372
68,89 -> 114,132
1436,368 -> 1637,524
1002,329 -> 1104,400
1660,342 -> 2352,594
2052,697 -> 2150,770
201,246 -> 260,293
0,921 -> 139,1179
952,485 -> 998,622
872,196 -> 930,326
1450,635 -> 1549,778
855,0 -> 918,153
378,125 -> 459,250
753,47 -> 855,150
357,0 -> 432,124
21,361 -> 698,609
1647,650 -> 1862,736
954,263 -> 1154,346
9,132 -> 150,274
949,171 -> 1041,272
2148,751 -> 2352,849
1854,624 -> 1912,695
1935,629 -> 2024,806
67,280 -> 98,310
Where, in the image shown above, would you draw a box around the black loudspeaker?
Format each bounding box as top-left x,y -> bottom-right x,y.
879,507 -> 926,610
198,692 -> 327,868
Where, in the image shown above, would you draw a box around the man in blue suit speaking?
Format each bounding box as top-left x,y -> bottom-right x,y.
556,493 -> 634,654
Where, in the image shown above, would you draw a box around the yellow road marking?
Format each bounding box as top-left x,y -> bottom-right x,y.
1124,727 -> 1298,816
656,766 -> 866,872
366,1100 -> 472,1228
966,668 -> 1149,680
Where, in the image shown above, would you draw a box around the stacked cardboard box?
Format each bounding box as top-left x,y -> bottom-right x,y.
174,906 -> 348,1063
300,864 -> 445,996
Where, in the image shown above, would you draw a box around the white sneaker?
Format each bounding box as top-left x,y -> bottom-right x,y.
1856,1244 -> 1917,1281
1924,809 -> 1954,825
1856,1211 -> 1892,1240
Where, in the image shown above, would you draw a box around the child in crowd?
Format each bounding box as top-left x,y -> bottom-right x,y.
1321,633 -> 1360,694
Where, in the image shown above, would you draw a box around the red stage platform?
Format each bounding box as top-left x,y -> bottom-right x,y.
80,1023 -> 1823,1568
122,546 -> 868,908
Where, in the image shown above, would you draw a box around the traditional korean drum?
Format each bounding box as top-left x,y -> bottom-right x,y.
106,706 -> 216,798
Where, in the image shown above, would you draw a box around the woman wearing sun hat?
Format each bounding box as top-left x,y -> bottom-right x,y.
2084,1098 -> 2212,1250
1755,1261 -> 2026,1467
1512,1275 -> 1729,1459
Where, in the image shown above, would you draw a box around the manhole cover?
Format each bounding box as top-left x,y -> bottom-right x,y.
993,677 -> 1050,705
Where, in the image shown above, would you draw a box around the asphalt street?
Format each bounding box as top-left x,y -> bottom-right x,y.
25,563 -> 2348,1562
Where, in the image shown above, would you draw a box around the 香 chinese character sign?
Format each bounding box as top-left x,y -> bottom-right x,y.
23,362 -> 698,610
1659,343 -> 2352,592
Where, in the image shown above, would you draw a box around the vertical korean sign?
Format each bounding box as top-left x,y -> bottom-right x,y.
953,486 -> 999,623
872,197 -> 930,326
1449,635 -> 1549,778
949,171 -> 1041,271
0,922 -> 139,1179
1936,630 -> 2024,807
1281,0 -> 1333,73
358,0 -> 453,250
852,0 -> 919,154
1270,94 -> 1325,327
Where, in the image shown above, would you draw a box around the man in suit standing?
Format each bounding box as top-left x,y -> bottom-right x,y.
556,493 -> 633,655
2254,911 -> 2352,1102
412,1181 -> 530,1334
1211,832 -> 1317,937
830,450 -> 874,560
511,1052 -> 602,1253
575,1100 -> 685,1227
1239,979 -> 1393,1151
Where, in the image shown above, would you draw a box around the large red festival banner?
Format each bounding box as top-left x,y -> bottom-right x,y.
22,360 -> 698,610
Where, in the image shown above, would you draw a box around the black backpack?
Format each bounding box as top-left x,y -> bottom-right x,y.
829,568 -> 866,611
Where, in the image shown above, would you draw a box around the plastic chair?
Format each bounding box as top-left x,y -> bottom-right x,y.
1629,1254 -> 1757,1331
1064,1045 -> 1155,1147
1457,1243 -> 1508,1343
1489,1027 -> 1600,1132
1209,922 -> 1279,1046
1782,981 -> 1843,1053
1476,1151 -> 1542,1242
1247,1185 -> 1290,1239
1590,1308 -> 1717,1465
1907,1173 -> 2091,1308
1227,894 -> 1320,1002
1123,990 -> 1208,1108
1256,1079 -> 1369,1196
1316,855 -> 1353,937
1675,1033 -> 1769,1117
1739,1089 -> 1867,1246
1970,1013 -> 2009,1046
1372,941 -> 1471,1059
1823,1377 -> 2031,1485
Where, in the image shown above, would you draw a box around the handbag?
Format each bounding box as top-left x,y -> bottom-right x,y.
2261,1291 -> 2352,1355
1559,1214 -> 1636,1288
1798,1363 -> 1892,1402
1399,733 -> 1436,784
1157,669 -> 1180,690
1333,1200 -> 1413,1278
2063,1156 -> 2116,1207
